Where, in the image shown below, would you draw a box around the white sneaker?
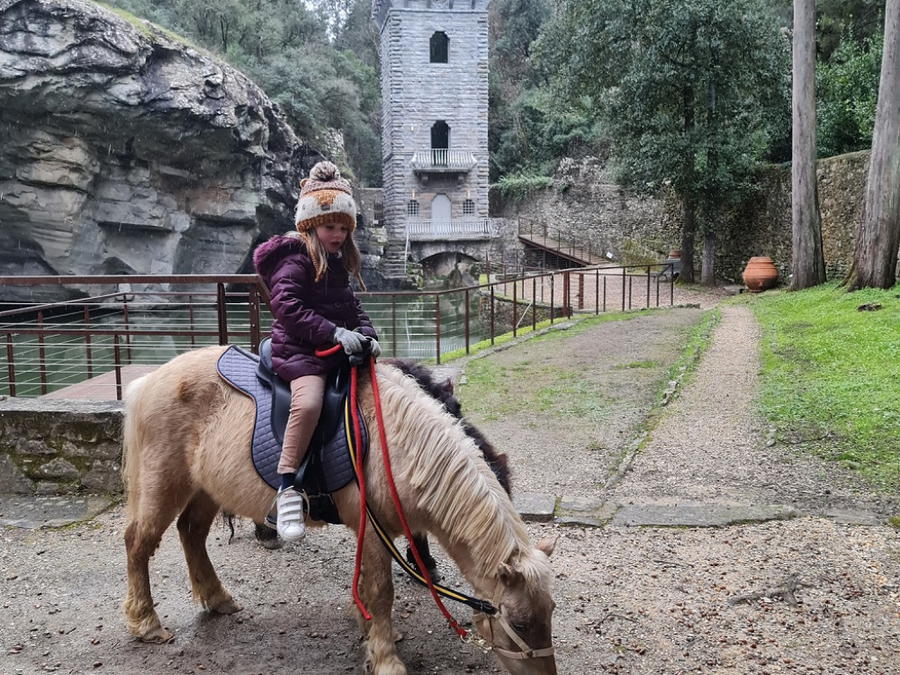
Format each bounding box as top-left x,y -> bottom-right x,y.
275,488 -> 307,542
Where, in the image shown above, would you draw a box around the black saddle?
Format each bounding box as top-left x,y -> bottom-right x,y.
216,339 -> 369,524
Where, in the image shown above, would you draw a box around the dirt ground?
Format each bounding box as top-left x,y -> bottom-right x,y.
1,301 -> 898,675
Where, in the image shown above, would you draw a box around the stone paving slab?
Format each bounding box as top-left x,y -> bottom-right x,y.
512,491 -> 556,522
0,494 -> 115,529
610,502 -> 802,527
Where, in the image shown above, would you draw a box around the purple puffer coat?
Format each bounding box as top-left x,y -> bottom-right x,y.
253,234 -> 377,381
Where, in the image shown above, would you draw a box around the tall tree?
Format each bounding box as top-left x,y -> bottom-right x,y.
846,0 -> 900,290
541,0 -> 789,283
791,0 -> 826,290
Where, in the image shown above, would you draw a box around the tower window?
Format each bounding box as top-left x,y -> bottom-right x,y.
463,198 -> 475,215
430,32 -> 448,63
407,199 -> 420,216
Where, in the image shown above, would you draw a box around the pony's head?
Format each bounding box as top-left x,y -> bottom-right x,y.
476,535 -> 558,675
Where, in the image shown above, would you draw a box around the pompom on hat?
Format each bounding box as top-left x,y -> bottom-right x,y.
294,161 -> 357,233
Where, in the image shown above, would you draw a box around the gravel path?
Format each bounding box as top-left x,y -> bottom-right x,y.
503,302 -> 900,675
1,291 -> 898,675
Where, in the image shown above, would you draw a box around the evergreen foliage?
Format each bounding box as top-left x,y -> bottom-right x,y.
816,28 -> 883,158
99,0 -> 382,186
487,0 -> 601,184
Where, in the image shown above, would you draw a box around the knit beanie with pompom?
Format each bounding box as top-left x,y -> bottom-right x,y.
294,161 -> 357,233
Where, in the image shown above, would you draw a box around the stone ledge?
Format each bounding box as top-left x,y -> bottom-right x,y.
0,398 -> 124,495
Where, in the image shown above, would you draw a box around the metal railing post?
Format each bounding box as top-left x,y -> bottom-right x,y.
83,306 -> 93,379
122,294 -> 132,364
512,281 -> 518,337
6,334 -> 15,397
216,283 -> 228,345
434,294 -> 441,365
37,311 -> 47,395
550,273 -> 555,324
578,272 -> 584,311
248,283 -> 262,354
646,266 -> 651,309
113,334 -> 123,401
490,286 -> 496,345
464,289 -> 470,354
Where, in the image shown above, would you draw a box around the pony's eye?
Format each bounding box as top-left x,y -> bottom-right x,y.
512,621 -> 529,634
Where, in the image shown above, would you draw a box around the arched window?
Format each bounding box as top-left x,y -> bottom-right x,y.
407,199 -> 420,216
462,198 -> 475,215
431,121 -> 449,165
430,32 -> 448,63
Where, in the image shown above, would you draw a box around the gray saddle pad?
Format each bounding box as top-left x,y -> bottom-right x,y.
216,345 -> 366,494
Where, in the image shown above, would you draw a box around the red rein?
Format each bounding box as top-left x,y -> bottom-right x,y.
314,344 -> 468,639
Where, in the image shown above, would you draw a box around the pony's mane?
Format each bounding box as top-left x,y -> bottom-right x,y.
372,364 -> 533,575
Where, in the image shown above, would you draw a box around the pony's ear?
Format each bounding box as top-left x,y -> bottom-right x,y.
497,560 -> 524,586
440,378 -> 455,394
535,535 -> 558,558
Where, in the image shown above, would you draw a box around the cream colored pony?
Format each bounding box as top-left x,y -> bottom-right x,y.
121,345 -> 558,675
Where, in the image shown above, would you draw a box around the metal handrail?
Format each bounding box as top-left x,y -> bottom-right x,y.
0,267 -> 674,400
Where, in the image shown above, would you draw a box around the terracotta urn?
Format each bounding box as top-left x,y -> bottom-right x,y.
742,256 -> 778,292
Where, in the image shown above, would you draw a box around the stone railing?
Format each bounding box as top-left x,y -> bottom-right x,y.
406,218 -> 492,241
410,149 -> 478,173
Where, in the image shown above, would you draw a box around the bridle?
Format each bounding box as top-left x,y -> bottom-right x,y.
319,343 -> 555,663
472,610 -> 556,661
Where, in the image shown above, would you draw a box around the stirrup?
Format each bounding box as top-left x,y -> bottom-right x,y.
265,488 -> 310,530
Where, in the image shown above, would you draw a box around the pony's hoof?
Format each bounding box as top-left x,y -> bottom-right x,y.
258,537 -> 283,550
140,626 -> 174,644
210,597 -> 243,615
254,521 -> 281,549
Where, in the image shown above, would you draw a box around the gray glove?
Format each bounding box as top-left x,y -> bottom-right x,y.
333,327 -> 366,354
367,337 -> 382,358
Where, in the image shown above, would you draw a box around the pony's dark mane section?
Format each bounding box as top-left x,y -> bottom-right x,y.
383,358 -> 511,495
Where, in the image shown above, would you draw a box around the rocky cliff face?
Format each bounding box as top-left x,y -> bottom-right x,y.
0,0 -> 328,301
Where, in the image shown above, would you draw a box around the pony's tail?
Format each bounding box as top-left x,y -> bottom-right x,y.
121,374 -> 149,523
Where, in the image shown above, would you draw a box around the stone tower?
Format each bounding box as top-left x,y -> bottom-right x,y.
372,0 -> 492,281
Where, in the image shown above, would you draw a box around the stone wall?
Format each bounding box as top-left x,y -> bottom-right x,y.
0,398 -> 123,495
493,152 -> 870,284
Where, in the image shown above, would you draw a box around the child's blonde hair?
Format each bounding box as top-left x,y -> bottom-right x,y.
298,228 -> 366,291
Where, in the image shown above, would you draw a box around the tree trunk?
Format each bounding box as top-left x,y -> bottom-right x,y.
680,191 -> 696,284
680,83 -> 696,284
846,0 -> 900,290
790,0 -> 826,291
701,232 -> 715,285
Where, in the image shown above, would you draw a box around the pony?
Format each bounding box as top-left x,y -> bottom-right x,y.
121,345 -> 558,675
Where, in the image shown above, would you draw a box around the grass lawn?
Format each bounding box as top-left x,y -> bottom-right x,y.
744,281 -> 900,492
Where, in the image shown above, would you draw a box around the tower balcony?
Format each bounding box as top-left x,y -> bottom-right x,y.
406,218 -> 492,241
410,149 -> 478,175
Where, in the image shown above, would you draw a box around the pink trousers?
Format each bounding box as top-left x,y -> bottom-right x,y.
277,374 -> 326,475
